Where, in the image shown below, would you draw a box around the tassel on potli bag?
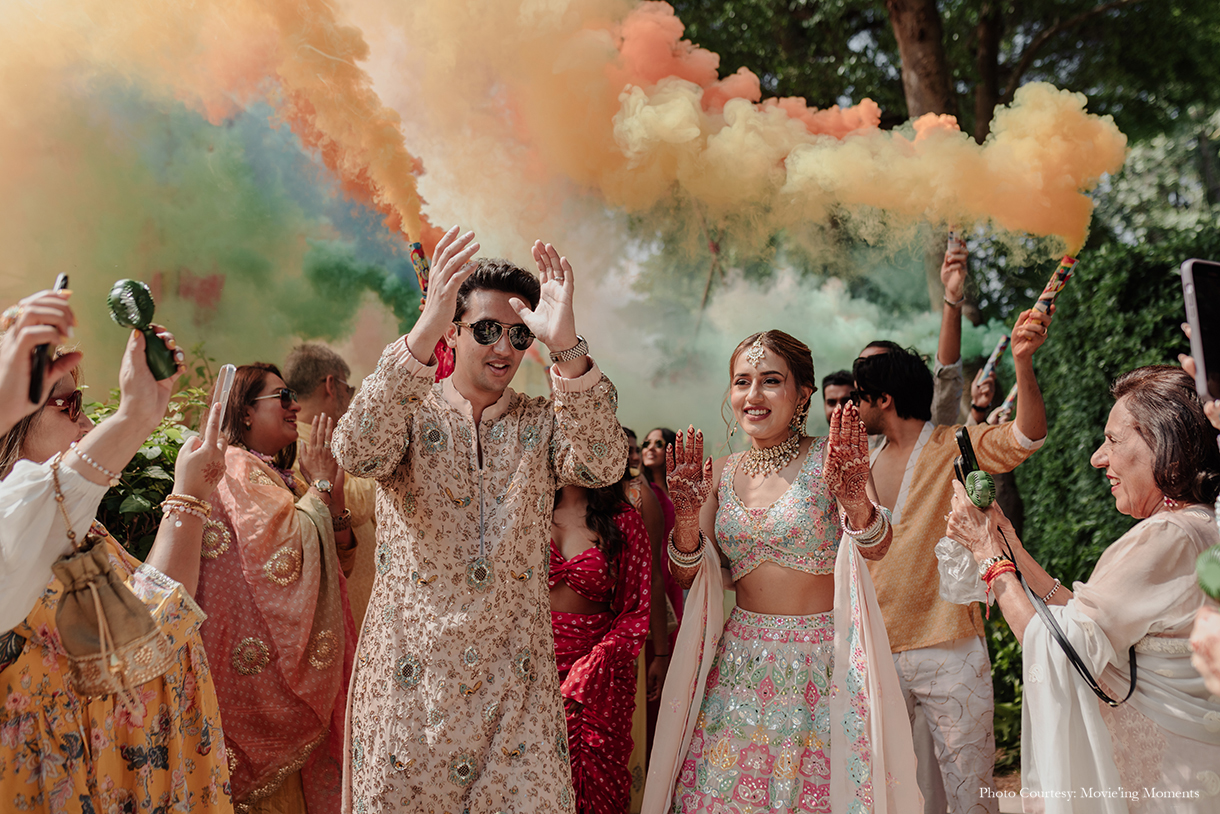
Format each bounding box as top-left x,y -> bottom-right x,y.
48,454 -> 171,706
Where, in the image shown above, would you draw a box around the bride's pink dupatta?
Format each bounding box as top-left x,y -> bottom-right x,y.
642,534 -> 921,814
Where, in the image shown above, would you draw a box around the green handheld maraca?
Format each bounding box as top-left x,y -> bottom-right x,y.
953,428 -> 996,509
107,280 -> 178,380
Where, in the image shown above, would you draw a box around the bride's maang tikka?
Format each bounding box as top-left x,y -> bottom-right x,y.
745,334 -> 767,368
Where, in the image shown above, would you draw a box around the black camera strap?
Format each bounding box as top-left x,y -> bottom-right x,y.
999,531 -> 1136,707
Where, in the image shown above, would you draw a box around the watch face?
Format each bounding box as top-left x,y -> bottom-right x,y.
315,479 -> 332,492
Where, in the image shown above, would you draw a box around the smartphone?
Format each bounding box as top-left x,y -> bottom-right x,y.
215,364 -> 236,433
953,426 -> 980,485
1182,259 -> 1220,402
28,274 -> 69,403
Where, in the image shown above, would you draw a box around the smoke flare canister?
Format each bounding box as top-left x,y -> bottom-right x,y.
979,334 -> 1010,383
1034,255 -> 1076,313
1000,383 -> 1018,414
409,242 -> 430,296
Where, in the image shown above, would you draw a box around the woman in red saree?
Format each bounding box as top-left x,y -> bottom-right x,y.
550,482 -> 651,814
197,363 -> 357,813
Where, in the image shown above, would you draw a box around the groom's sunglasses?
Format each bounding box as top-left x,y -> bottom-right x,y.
454,320 -> 535,351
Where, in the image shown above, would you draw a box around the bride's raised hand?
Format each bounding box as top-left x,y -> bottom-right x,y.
825,402 -> 871,508
666,425 -> 713,520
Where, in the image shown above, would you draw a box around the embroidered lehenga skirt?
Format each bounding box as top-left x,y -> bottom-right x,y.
671,607 -> 835,814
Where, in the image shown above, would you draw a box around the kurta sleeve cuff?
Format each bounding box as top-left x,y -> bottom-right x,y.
1012,422 -> 1045,451
933,357 -> 963,377
549,359 -> 606,394
388,339 -> 439,381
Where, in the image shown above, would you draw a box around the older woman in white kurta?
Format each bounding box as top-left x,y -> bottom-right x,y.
948,366 -> 1220,812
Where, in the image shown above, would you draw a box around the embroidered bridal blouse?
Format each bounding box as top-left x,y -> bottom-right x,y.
331,343 -> 626,814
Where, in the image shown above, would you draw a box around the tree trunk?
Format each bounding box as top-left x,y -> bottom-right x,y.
885,0 -> 958,119
973,3 -> 1003,143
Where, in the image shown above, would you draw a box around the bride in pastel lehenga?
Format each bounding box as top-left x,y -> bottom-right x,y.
644,330 -> 920,814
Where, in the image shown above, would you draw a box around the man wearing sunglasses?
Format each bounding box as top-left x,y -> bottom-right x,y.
333,226 -> 627,812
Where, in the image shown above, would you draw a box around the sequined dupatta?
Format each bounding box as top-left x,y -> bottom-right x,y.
197,447 -> 354,812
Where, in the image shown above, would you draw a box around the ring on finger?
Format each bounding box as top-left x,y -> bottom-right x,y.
1,305 -> 21,331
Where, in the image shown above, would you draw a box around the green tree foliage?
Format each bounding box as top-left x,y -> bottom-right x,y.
671,0 -> 1220,139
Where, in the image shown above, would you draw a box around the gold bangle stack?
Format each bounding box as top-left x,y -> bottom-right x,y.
161,493 -> 212,527
667,528 -> 705,568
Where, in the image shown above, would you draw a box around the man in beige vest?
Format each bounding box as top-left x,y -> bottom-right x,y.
284,343 -> 378,627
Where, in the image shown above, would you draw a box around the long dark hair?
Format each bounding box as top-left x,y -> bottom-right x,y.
554,482 -> 630,575
641,427 -> 676,485
1110,365 -> 1220,505
211,362 -> 297,472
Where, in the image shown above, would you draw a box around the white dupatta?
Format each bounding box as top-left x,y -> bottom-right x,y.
642,534 -> 921,813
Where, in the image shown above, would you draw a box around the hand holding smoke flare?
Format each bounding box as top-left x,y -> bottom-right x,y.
1034,256 -> 1077,314
979,334 -> 1010,384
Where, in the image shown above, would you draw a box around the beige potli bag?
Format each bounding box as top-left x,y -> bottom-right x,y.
47,453 -> 172,705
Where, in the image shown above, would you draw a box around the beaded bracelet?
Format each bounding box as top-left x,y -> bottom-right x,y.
160,498 -> 210,528
667,529 -> 705,568
163,493 -> 211,512
69,442 -> 122,487
1042,578 -> 1061,603
841,503 -> 889,547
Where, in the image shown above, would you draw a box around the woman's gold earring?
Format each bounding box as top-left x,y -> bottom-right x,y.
730,419 -> 738,437
790,399 -> 810,434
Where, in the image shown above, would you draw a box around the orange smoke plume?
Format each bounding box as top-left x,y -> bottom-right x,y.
360,0 -> 1123,255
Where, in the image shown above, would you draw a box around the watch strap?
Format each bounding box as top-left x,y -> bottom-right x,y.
549,335 -> 588,364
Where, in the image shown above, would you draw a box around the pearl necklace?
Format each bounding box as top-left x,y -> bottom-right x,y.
740,432 -> 802,478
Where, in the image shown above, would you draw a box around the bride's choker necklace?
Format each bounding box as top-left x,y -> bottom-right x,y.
740,432 -> 802,478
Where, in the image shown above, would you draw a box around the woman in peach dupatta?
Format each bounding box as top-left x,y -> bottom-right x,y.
197,364 -> 356,813
643,331 -> 919,814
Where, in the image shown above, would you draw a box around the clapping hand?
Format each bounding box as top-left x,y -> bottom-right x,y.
404,226 -> 481,364
515,241 -> 579,353
299,413 -> 341,490
666,425 -> 712,521
825,402 -> 870,507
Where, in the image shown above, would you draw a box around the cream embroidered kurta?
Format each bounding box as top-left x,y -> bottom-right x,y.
332,345 -> 627,814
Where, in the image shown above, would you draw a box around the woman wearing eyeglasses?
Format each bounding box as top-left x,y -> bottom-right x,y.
0,328 -> 236,812
195,362 -> 356,813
